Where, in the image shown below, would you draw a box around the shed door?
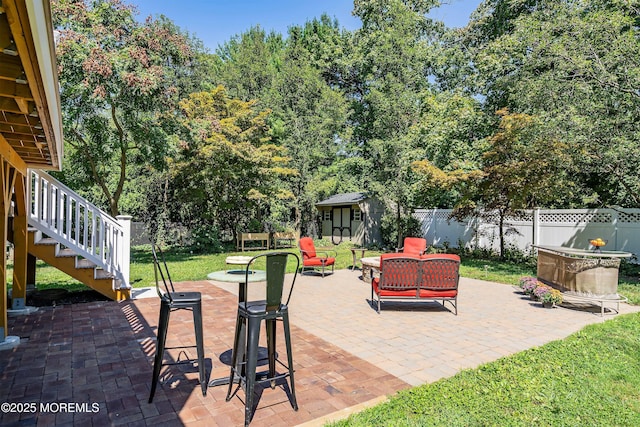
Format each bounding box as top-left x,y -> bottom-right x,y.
332,207 -> 351,242
332,208 -> 350,228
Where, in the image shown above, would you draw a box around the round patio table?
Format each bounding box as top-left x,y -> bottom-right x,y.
206,269 -> 266,387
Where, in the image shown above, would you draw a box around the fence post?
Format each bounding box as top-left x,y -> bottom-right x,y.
116,215 -> 132,289
611,207 -> 620,251
532,208 -> 540,247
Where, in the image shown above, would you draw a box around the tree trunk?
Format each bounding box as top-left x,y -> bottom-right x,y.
294,204 -> 302,236
396,202 -> 403,249
109,198 -> 118,217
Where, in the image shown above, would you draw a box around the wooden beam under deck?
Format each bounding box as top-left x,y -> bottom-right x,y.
11,173 -> 28,309
0,159 -> 17,341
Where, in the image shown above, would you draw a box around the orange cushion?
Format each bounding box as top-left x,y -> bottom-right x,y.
372,278 -> 457,298
419,289 -> 457,298
420,253 -> 461,262
303,257 -> 335,267
402,237 -> 427,255
299,237 -> 316,259
381,252 -> 419,261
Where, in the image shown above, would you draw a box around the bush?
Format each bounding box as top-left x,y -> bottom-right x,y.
188,224 -> 223,253
380,212 -> 422,249
246,218 -> 265,233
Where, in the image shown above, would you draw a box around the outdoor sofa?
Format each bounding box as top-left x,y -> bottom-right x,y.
371,253 -> 461,314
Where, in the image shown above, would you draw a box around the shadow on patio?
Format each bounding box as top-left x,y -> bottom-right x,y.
0,280 -> 407,426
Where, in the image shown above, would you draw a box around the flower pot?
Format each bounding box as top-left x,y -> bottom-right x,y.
530,294 -> 538,301
542,301 -> 554,308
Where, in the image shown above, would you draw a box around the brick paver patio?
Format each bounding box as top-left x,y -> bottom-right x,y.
2,268 -> 638,426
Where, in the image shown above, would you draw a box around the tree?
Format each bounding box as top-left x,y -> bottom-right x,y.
264,19 -> 351,235
452,109 -> 576,257
411,90 -> 490,208
168,86 -> 294,242
214,26 -> 284,102
351,0 -> 442,246
468,0 -> 640,207
52,0 -> 204,216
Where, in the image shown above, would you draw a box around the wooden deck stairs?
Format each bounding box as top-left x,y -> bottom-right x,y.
17,169 -> 132,301
25,229 -> 129,300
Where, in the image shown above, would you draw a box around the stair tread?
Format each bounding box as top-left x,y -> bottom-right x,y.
36,238 -> 58,245
95,270 -> 114,279
57,248 -> 76,257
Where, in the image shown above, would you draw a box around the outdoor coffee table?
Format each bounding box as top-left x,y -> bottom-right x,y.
349,248 -> 367,270
206,268 -> 267,387
360,256 -> 381,283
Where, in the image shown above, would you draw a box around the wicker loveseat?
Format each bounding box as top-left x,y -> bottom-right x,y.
371,253 -> 461,314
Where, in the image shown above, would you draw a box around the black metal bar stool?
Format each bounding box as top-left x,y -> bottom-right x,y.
226,252 -> 300,426
148,243 -> 206,403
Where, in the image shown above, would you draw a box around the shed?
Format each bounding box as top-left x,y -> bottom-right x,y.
315,192 -> 384,246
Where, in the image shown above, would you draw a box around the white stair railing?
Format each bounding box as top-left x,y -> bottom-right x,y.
27,168 -> 130,290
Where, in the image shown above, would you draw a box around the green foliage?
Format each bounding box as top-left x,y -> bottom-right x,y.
215,26 -> 283,101
166,85 -> 293,239
188,224 -> 224,254
380,212 -> 422,249
330,312 -> 640,426
52,0 -> 207,216
453,109 -> 577,257
266,21 -> 350,235
349,0 -> 444,246
410,90 -> 491,208
468,0 -> 640,207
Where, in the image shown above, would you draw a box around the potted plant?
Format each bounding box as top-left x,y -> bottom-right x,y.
533,284 -> 550,301
519,276 -> 538,296
535,285 -> 563,308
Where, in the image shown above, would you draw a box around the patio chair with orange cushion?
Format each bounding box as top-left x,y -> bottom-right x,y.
396,237 -> 428,256
298,237 -> 337,277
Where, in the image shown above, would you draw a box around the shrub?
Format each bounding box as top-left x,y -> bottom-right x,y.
380,212 -> 422,249
189,224 -> 223,253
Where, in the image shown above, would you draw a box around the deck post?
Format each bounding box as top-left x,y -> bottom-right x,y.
11,174 -> 28,310
117,215 -> 132,291
0,161 -> 18,344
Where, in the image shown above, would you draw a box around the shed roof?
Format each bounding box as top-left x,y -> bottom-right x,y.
316,192 -> 368,207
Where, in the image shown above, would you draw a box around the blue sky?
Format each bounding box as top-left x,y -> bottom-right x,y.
132,0 -> 483,52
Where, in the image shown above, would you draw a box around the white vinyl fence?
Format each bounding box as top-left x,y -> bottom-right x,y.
414,208 -> 640,262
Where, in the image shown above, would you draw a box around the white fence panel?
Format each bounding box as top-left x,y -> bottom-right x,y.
414,208 -> 640,262
415,209 -> 475,248
615,209 -> 640,257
